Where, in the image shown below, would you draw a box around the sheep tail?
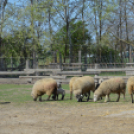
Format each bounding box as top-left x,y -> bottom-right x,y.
70,90 -> 73,100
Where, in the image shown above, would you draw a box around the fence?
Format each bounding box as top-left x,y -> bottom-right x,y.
0,53 -> 130,71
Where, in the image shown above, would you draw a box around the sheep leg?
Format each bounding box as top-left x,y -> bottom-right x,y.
39,96 -> 42,102
57,95 -> 58,100
61,95 -> 64,100
116,93 -> 120,102
123,92 -> 126,101
78,98 -> 82,102
70,91 -> 73,100
131,94 -> 133,103
104,95 -> 108,102
108,95 -> 111,102
87,91 -> 90,102
33,98 -> 37,101
87,96 -> 89,102
46,95 -> 51,101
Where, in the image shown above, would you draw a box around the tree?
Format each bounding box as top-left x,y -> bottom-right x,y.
53,20 -> 92,62
0,0 -> 8,70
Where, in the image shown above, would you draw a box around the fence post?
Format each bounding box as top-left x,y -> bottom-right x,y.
33,51 -> 37,69
59,52 -> 62,70
26,59 -> 30,76
78,51 -> 81,63
26,59 -> 30,69
11,57 -> 13,71
35,57 -> 39,76
54,51 -> 57,63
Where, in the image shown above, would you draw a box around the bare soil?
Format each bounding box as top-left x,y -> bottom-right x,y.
0,102 -> 134,134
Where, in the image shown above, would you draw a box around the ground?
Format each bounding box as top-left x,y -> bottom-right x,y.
1,101 -> 134,134
0,84 -> 134,134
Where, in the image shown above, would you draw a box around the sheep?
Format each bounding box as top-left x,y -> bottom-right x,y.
52,88 -> 65,100
57,82 -> 62,89
69,77 -> 79,100
31,78 -> 57,101
52,82 -> 65,100
79,78 -> 103,101
94,77 -> 126,102
95,78 -> 104,100
95,78 -> 104,90
72,76 -> 95,102
127,76 -> 134,103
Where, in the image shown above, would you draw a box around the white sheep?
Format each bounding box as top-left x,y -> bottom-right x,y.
31,78 -> 57,101
69,77 -> 79,100
72,76 -> 95,102
127,76 -> 134,103
94,77 -> 126,102
81,78 -> 104,101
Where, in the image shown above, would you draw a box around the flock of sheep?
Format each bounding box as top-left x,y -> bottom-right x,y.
31,76 -> 134,103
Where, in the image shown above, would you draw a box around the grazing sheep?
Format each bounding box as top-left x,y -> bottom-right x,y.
94,77 -> 126,102
95,78 -> 104,100
72,76 -> 95,102
127,76 -> 134,103
80,78 -> 103,101
69,77 -> 79,100
52,88 -> 65,100
31,78 -> 57,101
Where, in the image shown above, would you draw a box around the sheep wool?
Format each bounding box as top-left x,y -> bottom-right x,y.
69,77 -> 79,100
72,76 -> 95,102
31,78 -> 57,101
127,76 -> 134,103
94,77 -> 126,102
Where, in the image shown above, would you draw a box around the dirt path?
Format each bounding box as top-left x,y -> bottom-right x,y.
0,102 -> 134,134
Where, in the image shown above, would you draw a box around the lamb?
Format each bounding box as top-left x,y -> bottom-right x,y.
72,76 -> 95,102
127,76 -> 134,103
57,82 -> 62,89
95,78 -> 104,90
31,78 -> 57,101
94,77 -> 126,102
52,82 -> 65,100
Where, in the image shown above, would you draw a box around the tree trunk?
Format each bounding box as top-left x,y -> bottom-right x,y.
99,0 -> 102,63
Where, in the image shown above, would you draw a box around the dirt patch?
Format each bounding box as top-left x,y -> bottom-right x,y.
0,102 -> 134,134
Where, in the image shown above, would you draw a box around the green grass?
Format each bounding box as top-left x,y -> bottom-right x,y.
0,84 -> 131,105
99,72 -> 126,76
0,84 -> 32,103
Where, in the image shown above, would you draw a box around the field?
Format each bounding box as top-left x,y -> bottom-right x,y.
1,84 -> 134,134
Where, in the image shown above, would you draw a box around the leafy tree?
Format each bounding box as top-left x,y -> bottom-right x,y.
53,20 -> 92,62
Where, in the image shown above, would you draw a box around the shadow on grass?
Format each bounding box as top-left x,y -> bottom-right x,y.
0,102 -> 11,104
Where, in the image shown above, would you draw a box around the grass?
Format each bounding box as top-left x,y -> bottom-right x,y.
99,72 -> 126,76
0,84 -> 32,103
0,83 -> 131,106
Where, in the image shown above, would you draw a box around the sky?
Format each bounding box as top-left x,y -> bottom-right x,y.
9,0 -> 21,3
8,0 -> 25,5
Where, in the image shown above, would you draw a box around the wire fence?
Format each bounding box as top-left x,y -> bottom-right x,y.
0,55 -> 130,71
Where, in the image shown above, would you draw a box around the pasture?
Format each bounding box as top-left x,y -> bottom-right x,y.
0,83 -> 134,134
